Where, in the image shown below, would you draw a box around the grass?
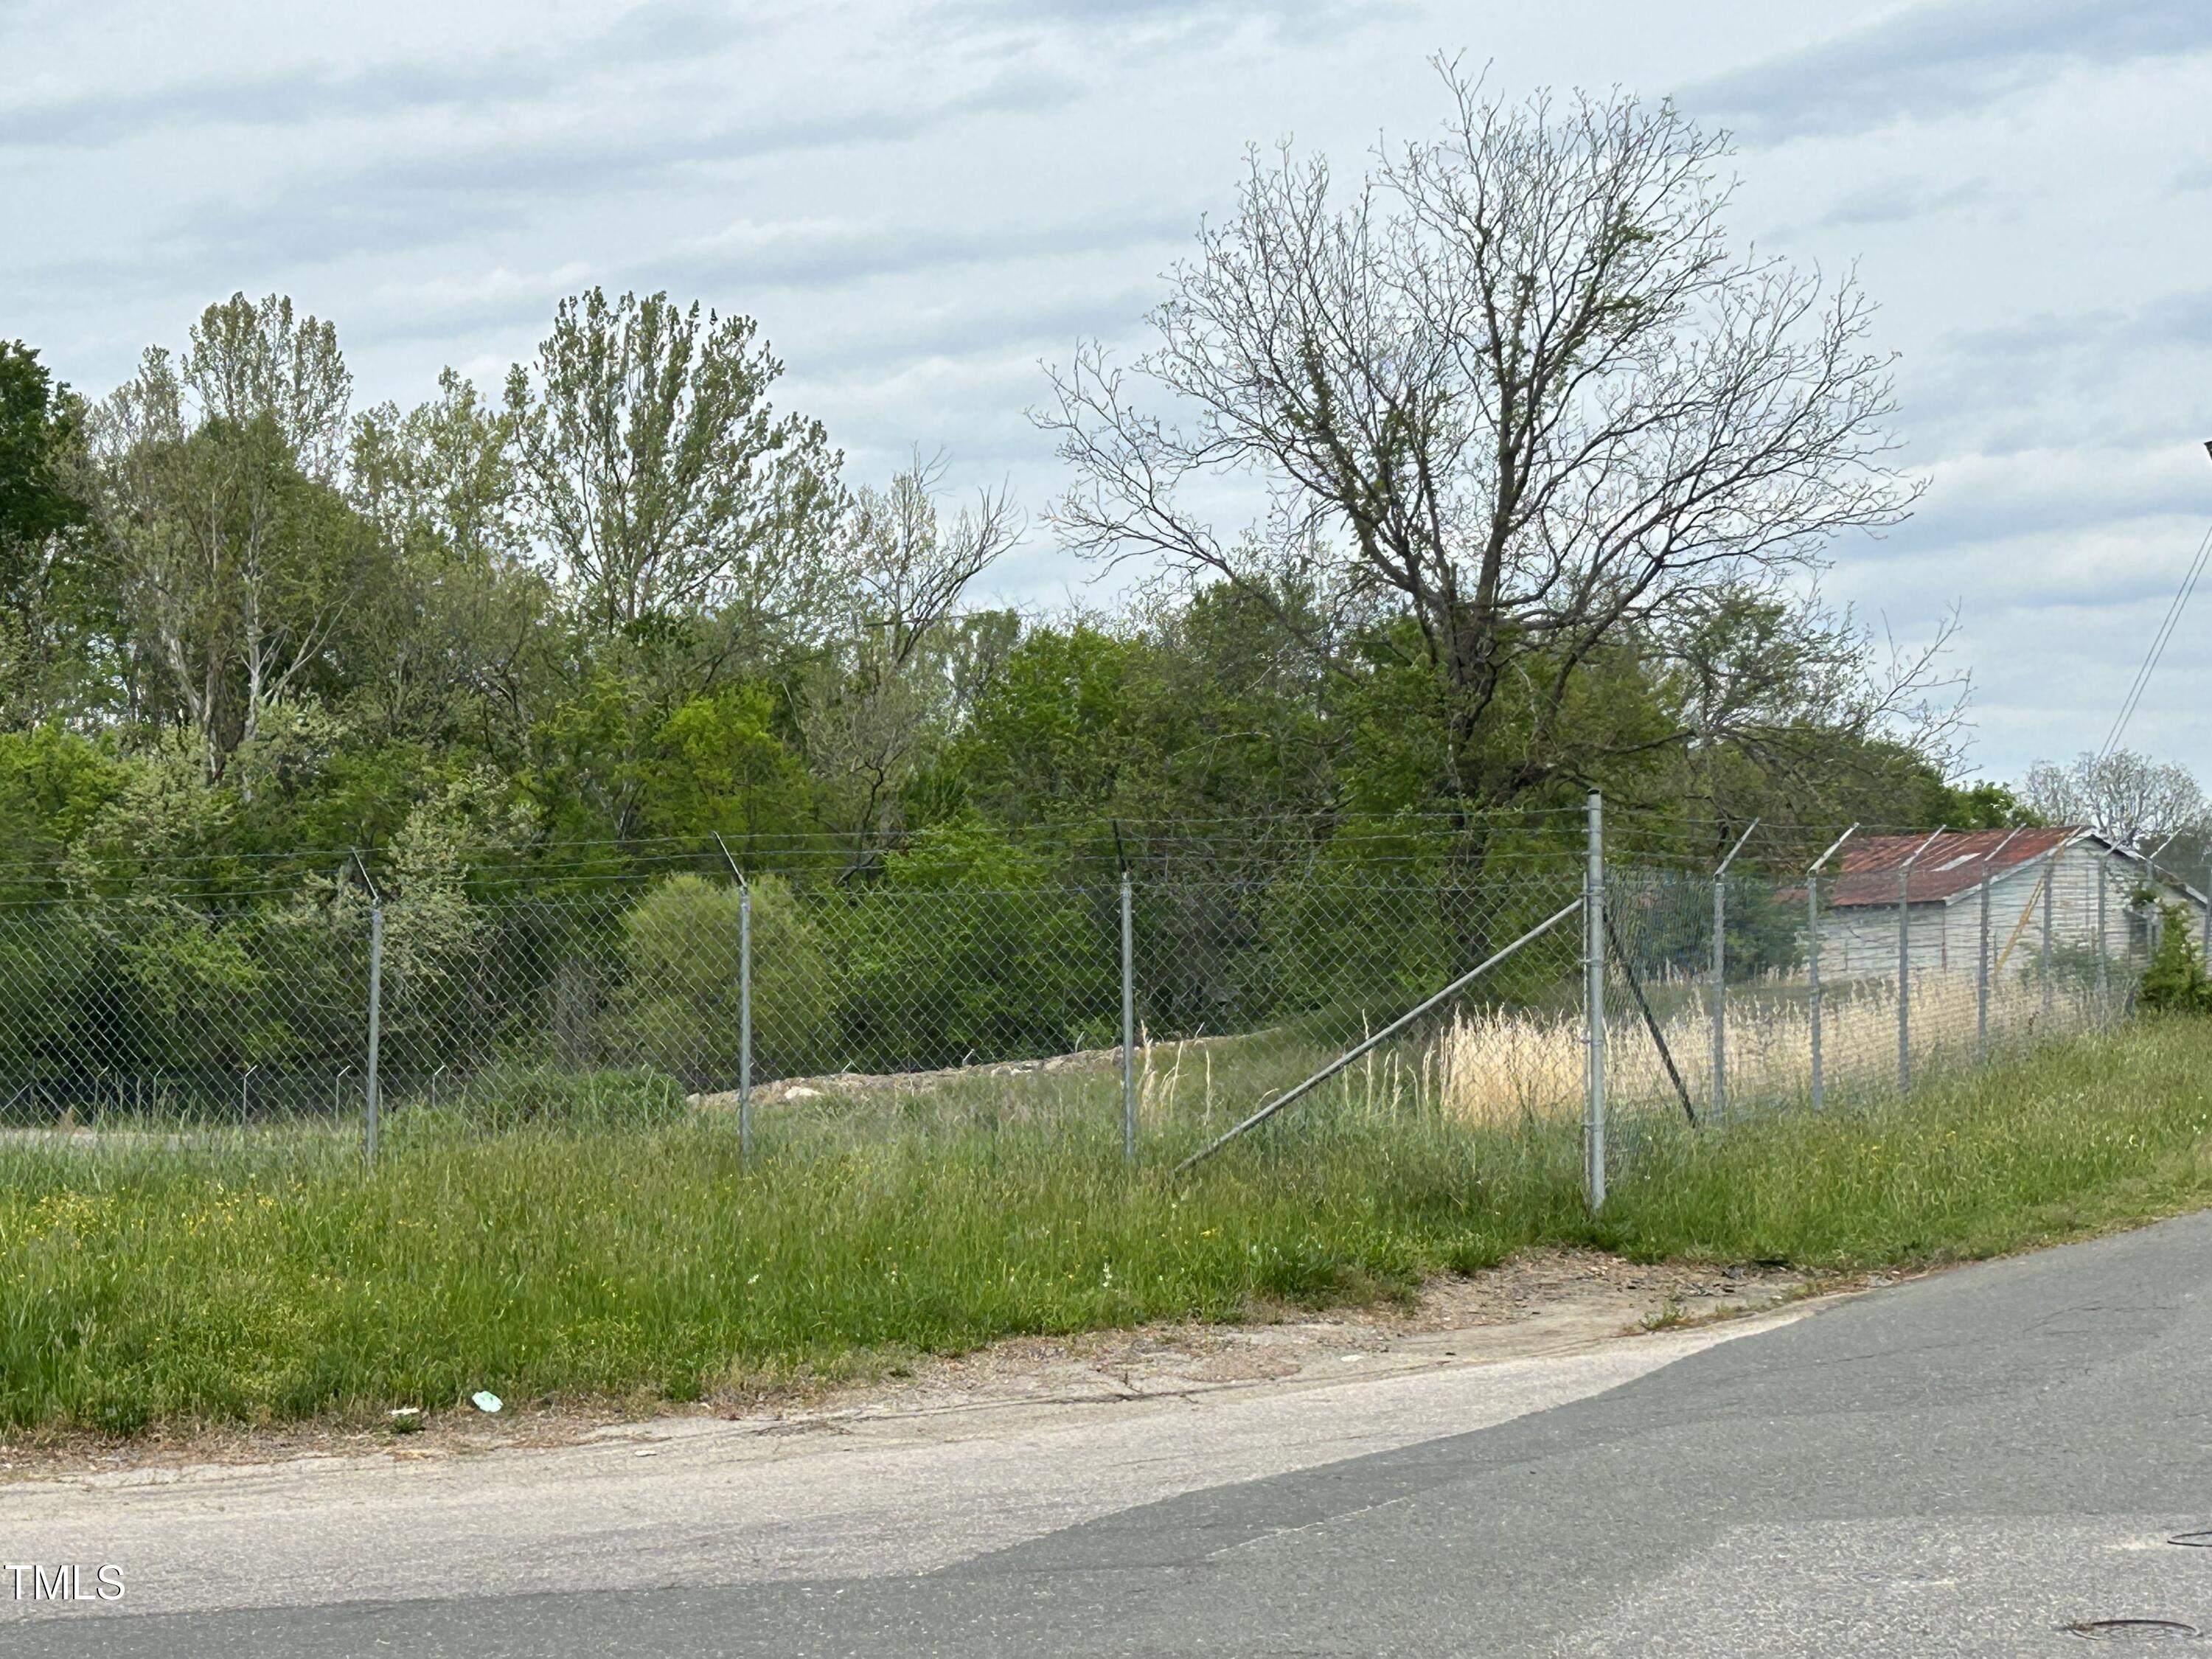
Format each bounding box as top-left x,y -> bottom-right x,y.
1433,967 -> 2119,1124
4,1015 -> 2212,1435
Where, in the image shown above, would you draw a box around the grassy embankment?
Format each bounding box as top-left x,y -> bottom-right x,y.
3,1013 -> 2210,1434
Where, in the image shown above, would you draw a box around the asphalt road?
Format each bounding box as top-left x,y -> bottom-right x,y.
10,1211 -> 2212,1656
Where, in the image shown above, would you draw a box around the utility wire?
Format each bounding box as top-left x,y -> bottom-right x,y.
2096,516 -> 2212,765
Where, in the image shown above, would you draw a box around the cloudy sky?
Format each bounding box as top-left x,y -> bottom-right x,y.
6,0 -> 2211,787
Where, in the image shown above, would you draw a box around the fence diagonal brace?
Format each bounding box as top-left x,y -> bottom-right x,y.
1172,897 -> 1585,1175
1604,913 -> 1697,1127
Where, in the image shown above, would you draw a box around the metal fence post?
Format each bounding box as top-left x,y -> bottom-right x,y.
2141,845 -> 2159,960
1807,825 -> 1857,1114
1711,821 -> 1758,1124
365,898 -> 383,1165
2096,844 -> 2110,1002
2041,852 -> 2054,1027
2147,833 -> 2183,964
1120,870 -> 1135,1164
1711,872 -> 1727,1124
1896,827 -> 1944,1096
740,880 -> 753,1162
2202,847 -> 2211,978
1973,829 -> 2020,1066
1585,792 -> 1606,1211
1807,872 -> 1822,1110
1896,865 -> 1911,1093
712,833 -> 754,1161
1976,863 -> 1992,1062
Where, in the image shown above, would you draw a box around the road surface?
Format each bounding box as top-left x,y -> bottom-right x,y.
6,1211 -> 2211,1655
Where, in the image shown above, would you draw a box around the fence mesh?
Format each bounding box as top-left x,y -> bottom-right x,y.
0,827 -> 2183,1161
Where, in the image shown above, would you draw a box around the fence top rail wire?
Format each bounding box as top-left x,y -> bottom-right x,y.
0,873 -> 1584,916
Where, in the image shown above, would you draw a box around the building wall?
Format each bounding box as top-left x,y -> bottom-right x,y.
1813,844 -> 2205,981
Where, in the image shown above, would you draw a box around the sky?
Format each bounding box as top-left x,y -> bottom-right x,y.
5,0 -> 2211,788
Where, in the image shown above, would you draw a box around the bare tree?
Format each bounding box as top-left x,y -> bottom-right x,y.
504,289 -> 844,639
799,451 -> 1021,840
2021,750 -> 2208,848
1038,65 -> 1921,813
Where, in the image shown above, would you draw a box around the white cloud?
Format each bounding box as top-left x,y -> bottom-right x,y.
1676,0 -> 2212,142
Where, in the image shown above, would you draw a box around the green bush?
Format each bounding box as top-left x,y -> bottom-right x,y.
609,874 -> 833,1085
2139,902 -> 2212,1014
835,822 -> 1116,1070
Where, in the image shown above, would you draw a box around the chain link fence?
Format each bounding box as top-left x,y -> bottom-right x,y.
0,817 -> 2188,1169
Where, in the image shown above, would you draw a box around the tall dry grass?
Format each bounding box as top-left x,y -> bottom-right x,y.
1433,971 -> 2121,1127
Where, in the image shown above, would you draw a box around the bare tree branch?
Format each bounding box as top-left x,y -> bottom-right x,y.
1036,63 -> 1922,811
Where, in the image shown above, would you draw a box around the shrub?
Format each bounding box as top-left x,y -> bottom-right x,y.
2139,902 -> 2212,1015
609,874 -> 834,1085
834,822 -> 1116,1070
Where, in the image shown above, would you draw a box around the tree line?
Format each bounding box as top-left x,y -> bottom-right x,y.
0,74 -> 2037,922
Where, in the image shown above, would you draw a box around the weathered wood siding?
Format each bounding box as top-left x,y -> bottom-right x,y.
1812,845 -> 2204,980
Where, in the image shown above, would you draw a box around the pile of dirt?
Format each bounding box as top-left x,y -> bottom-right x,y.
684,1032 -> 1255,1112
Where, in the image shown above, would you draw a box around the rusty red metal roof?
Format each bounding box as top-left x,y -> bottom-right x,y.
1828,827 -> 2079,908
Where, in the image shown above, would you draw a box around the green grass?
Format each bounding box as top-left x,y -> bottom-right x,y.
6,1018 -> 2212,1435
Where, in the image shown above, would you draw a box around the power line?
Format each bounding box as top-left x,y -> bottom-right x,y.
2096,509 -> 2212,766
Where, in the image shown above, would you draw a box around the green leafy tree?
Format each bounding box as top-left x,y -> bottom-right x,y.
90,295 -> 386,781
0,341 -> 90,588
947,625 -> 1142,822
837,821 -> 1116,1068
505,288 -> 844,638
0,341 -> 104,724
639,686 -> 811,843
347,369 -> 553,756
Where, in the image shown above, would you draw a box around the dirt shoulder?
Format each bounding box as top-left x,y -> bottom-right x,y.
0,1250 -> 1849,1486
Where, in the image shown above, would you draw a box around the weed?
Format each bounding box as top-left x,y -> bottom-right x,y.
2,1018 -> 2209,1433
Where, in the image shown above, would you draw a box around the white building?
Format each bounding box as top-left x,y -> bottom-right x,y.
1816,828 -> 2208,979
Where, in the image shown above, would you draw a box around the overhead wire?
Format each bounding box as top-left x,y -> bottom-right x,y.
2095,516 -> 2212,765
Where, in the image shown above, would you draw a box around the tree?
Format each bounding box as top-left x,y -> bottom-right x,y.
89,295 -> 380,781
2020,750 -> 2208,849
797,452 -> 1019,840
945,623 -> 1142,823
639,684 -> 811,843
0,341 -> 100,723
1040,65 -> 1920,823
347,370 -> 552,752
350,368 -> 523,568
504,289 -> 844,640
0,341 -> 89,585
